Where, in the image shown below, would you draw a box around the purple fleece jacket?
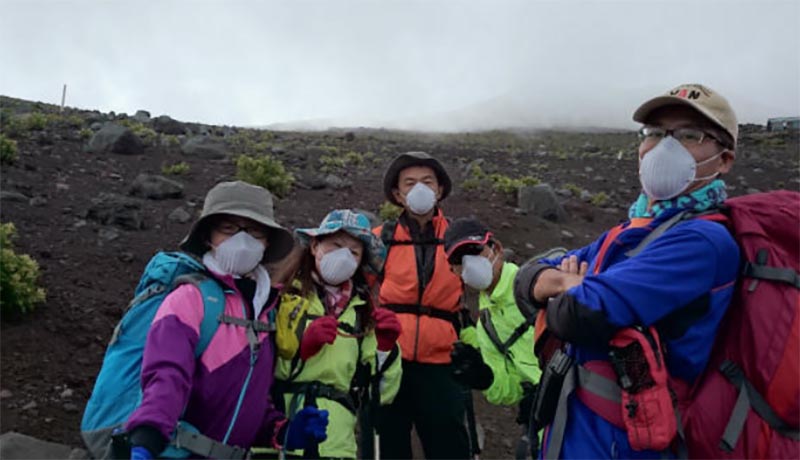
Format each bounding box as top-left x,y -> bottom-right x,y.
126,272 -> 284,450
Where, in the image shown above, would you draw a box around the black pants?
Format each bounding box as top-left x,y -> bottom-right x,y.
379,361 -> 471,460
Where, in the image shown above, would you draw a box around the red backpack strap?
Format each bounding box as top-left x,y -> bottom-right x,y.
593,224 -> 626,275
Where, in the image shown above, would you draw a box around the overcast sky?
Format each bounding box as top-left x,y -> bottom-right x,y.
1,0 -> 798,131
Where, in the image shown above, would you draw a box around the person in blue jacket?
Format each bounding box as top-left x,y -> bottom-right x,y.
513,83 -> 741,459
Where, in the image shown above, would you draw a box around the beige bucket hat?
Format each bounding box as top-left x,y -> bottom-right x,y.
633,83 -> 738,148
180,181 -> 294,263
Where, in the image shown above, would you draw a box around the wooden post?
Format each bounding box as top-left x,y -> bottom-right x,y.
60,84 -> 67,112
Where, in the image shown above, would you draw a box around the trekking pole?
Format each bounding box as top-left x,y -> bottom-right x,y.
303,383 -> 321,459
463,388 -> 481,460
371,370 -> 381,460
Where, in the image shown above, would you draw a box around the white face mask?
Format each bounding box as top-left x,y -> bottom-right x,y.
638,136 -> 724,200
318,247 -> 359,286
212,231 -> 265,275
404,182 -> 437,215
461,254 -> 496,291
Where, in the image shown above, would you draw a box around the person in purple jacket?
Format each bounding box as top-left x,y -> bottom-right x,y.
125,181 -> 328,460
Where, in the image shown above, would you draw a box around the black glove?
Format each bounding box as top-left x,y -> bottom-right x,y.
516,382 -> 538,425
450,342 -> 493,390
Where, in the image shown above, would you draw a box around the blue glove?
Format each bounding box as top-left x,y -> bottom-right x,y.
285,406 -> 329,450
131,446 -> 154,460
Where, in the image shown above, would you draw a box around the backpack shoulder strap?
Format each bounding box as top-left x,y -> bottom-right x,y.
624,209 -> 726,259
480,308 -> 535,356
380,219 -> 398,247
174,272 -> 227,357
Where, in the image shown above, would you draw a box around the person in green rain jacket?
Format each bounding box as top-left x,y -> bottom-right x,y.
444,218 -> 542,448
256,209 -> 403,459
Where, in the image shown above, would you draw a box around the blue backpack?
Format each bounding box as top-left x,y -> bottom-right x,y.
81,251 -> 227,459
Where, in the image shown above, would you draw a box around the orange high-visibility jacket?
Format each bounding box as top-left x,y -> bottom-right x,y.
373,212 -> 463,363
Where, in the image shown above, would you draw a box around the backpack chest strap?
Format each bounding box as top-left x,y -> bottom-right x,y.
275,380 -> 357,415
173,422 -> 248,460
218,314 -> 276,353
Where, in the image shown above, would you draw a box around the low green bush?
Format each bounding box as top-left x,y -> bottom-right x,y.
1,223 -> 46,319
235,154 -> 294,198
378,201 -> 403,221
118,120 -> 158,144
25,112 -> 48,131
564,183 -> 582,197
78,128 -> 93,140
0,134 -> 18,164
162,161 -> 190,175
590,192 -> 609,207
488,173 -> 539,194
319,154 -> 346,173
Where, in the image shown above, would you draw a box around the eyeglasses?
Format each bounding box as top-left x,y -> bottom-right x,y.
638,126 -> 723,146
214,221 -> 269,239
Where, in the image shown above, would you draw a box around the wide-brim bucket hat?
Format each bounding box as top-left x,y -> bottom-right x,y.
180,180 -> 294,263
295,209 -> 387,274
383,151 -> 452,206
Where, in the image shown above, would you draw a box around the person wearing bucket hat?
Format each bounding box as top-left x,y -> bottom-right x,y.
443,218 -> 542,457
123,181 -> 328,459
253,209 -> 402,460
511,84 -> 741,459
373,152 -> 474,459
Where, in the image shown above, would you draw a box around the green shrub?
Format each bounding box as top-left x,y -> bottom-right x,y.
49,113 -> 83,129
0,134 -> 18,164
378,201 -> 403,221
119,120 -> 158,144
564,183 -> 582,197
26,112 -> 48,131
344,150 -> 363,166
319,154 -> 347,173
162,135 -> 181,147
1,222 -> 46,319
461,178 -> 482,191
78,128 -> 93,140
590,192 -> 609,207
235,154 -> 294,198
162,161 -> 190,175
488,173 -> 540,194
468,163 -> 486,179
1,117 -> 24,138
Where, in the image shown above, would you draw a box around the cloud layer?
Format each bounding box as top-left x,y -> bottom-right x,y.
2,0 -> 798,131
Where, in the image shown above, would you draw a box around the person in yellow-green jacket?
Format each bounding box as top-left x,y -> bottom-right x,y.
444,217 -> 542,459
256,209 -> 403,459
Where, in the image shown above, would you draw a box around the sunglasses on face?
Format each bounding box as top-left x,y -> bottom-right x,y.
638,126 -> 724,147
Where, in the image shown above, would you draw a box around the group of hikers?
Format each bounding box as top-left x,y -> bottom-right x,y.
80,82 -> 799,460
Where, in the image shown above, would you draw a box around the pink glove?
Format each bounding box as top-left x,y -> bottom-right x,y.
300,316 -> 338,360
373,308 -> 402,352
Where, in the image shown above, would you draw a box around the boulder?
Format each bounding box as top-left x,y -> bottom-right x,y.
181,136 -> 228,160
132,110 -> 151,123
152,115 -> 185,135
85,193 -> 144,230
0,432 -> 87,459
86,124 -> 144,155
517,184 -> 567,222
129,174 -> 184,200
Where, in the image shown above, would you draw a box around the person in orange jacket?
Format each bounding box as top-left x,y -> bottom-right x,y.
373,151 -> 472,459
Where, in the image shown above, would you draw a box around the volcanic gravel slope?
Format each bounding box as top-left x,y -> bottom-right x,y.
1,95 -> 797,458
